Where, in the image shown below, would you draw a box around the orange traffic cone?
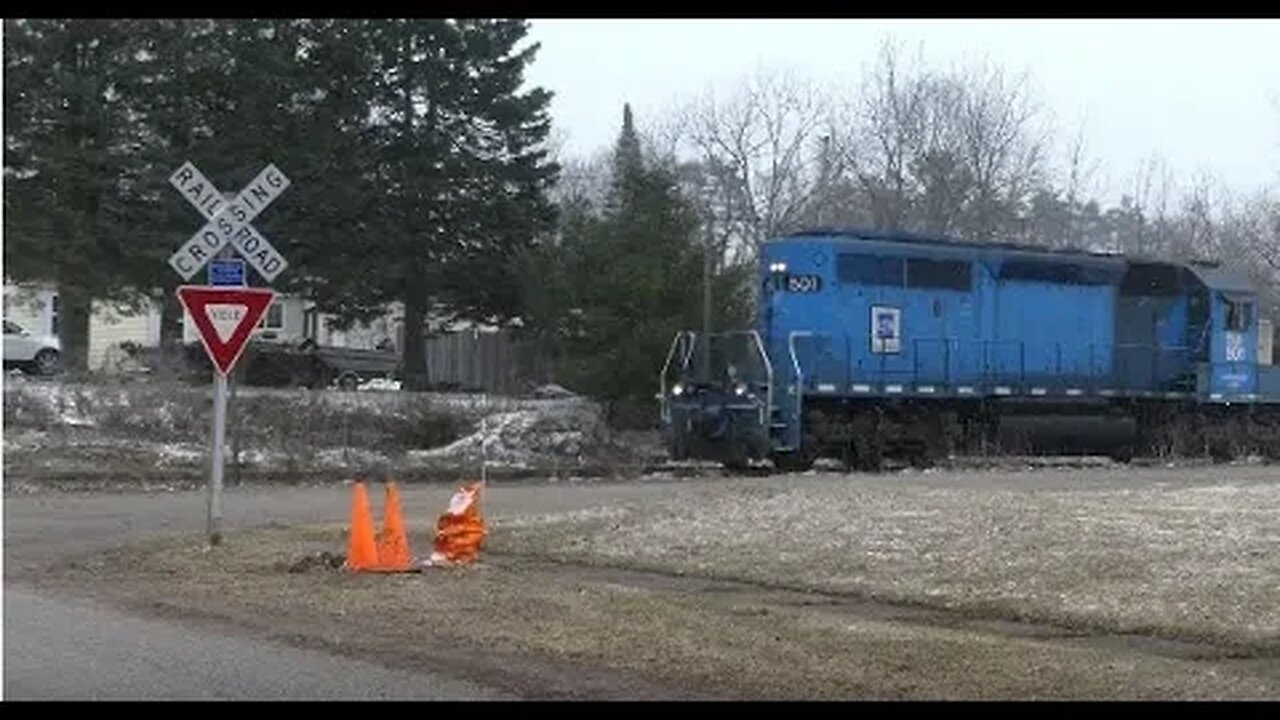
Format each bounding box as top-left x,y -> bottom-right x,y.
375,481 -> 413,572
343,481 -> 379,571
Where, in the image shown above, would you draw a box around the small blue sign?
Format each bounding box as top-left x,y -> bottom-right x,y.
208,258 -> 246,287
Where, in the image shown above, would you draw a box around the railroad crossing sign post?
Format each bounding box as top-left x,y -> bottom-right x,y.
168,161 -> 291,546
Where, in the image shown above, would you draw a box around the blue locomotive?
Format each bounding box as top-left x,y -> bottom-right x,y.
659,227 -> 1280,470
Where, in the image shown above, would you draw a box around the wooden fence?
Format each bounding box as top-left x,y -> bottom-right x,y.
422,329 -> 553,395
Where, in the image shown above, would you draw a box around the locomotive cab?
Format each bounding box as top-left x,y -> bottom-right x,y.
1186,263 -> 1269,399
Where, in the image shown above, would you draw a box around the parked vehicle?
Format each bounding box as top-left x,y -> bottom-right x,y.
179,336 -> 400,390
3,319 -> 61,376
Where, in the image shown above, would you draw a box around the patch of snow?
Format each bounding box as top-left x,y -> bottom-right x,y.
530,383 -> 576,399
155,443 -> 205,466
313,447 -> 391,469
410,401 -> 611,468
3,429 -> 51,452
5,378 -> 650,477
237,448 -> 294,468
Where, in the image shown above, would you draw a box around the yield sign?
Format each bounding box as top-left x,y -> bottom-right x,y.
176,285 -> 276,376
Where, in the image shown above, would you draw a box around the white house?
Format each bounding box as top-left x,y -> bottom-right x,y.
179,294 -> 404,351
4,277 -> 511,375
3,280 -> 162,372
176,296 -> 504,351
4,280 -> 409,373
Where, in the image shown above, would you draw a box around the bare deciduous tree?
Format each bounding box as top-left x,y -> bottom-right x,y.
835,39 -> 929,232
1118,152 -> 1177,257
1215,188 -> 1279,320
950,57 -> 1051,242
1170,168 -> 1223,261
831,38 -> 1052,243
1053,117 -> 1101,249
667,65 -> 831,267
549,149 -> 613,213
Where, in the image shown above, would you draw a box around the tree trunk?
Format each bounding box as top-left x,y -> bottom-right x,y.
159,288 -> 184,344
401,290 -> 429,391
157,288 -> 186,378
57,283 -> 93,375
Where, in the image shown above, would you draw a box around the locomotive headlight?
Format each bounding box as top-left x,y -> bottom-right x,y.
671,383 -> 684,397
769,261 -> 788,273
734,383 -> 748,396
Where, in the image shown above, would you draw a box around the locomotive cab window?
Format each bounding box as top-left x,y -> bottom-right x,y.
906,257 -> 971,291
837,254 -> 904,286
1225,297 -> 1252,331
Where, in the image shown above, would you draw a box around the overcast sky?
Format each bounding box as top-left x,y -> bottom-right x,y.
523,19 -> 1280,207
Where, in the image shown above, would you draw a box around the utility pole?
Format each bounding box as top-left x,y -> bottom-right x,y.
700,176 -> 714,384
818,135 -> 831,227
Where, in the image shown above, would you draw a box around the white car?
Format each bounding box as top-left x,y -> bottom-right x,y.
3,319 -> 61,375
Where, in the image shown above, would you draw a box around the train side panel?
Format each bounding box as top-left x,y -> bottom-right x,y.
833,246 -> 981,390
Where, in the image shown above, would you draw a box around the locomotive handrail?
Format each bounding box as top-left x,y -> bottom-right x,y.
824,337 -> 1202,391
746,329 -> 773,427
658,331 -> 694,422
787,331 -> 813,431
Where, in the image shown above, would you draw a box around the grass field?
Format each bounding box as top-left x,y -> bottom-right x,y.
42,464 -> 1280,700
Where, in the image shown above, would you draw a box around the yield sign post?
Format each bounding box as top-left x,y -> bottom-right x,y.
176,285 -> 275,546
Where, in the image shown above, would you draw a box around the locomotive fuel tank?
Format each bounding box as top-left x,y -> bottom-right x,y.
993,409 -> 1138,454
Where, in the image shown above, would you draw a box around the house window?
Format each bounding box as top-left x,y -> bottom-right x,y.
258,301 -> 285,331
303,308 -> 318,339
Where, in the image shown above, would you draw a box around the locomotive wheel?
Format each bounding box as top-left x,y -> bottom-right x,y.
772,433 -> 818,473
907,443 -> 936,469
850,437 -> 884,472
855,451 -> 884,473
772,451 -> 815,473
1209,440 -> 1236,463
1108,444 -> 1134,464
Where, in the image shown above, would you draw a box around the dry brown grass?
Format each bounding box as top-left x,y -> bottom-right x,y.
48,515 -> 1280,701
497,475 -> 1280,650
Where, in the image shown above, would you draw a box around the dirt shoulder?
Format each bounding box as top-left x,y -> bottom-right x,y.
35,521 -> 1280,701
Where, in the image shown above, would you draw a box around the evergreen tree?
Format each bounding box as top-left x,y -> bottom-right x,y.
611,102 -> 643,192
4,19 -> 157,371
299,19 -> 559,391
519,105 -> 750,424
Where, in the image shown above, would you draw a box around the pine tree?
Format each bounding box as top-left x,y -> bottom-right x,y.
299,19 -> 559,391
520,104 -> 750,424
611,102 -> 643,194
4,19 -> 159,371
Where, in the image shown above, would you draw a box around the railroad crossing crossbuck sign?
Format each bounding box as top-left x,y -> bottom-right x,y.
167,161 -> 291,283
